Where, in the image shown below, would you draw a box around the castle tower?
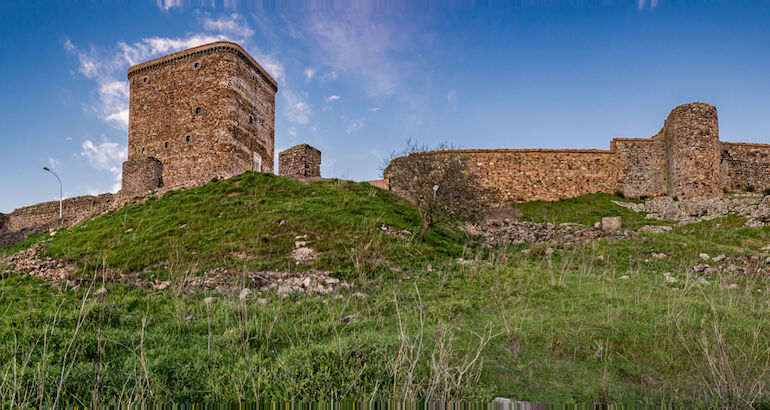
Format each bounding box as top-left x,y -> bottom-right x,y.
122,41 -> 277,196
663,103 -> 723,199
279,144 -> 322,179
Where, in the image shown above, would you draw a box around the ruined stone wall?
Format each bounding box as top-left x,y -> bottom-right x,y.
0,213 -> 8,232
388,149 -> 622,202
611,135 -> 667,198
125,42 -> 276,193
122,157 -> 163,197
664,103 -> 723,199
279,144 -> 321,178
721,142 -> 770,192
3,194 -> 116,232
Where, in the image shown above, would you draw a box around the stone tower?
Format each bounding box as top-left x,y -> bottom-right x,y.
279,144 -> 322,178
122,41 -> 277,196
663,103 -> 723,199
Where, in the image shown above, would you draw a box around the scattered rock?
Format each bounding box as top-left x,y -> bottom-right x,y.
665,275 -> 678,283
352,292 -> 366,300
697,277 -> 710,285
639,225 -> 673,233
94,287 -> 107,296
617,275 -> 630,280
257,298 -> 267,305
291,247 -> 315,263
184,314 -> 195,321
698,253 -> 710,261
601,216 -> 622,232
691,264 -> 711,273
339,315 -> 354,323
463,219 -> 611,246
614,195 -> 770,227
153,280 -> 171,290
203,297 -> 215,305
712,254 -> 727,262
726,283 -> 739,289
652,252 -> 667,259
239,288 -> 252,300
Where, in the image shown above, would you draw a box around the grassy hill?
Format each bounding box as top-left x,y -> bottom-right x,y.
1,173 -> 768,407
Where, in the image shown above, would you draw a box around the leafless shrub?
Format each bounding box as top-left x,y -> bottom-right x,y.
384,140 -> 491,241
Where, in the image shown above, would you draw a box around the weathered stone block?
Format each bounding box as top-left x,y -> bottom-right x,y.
121,157 -> 163,197
279,144 -> 321,178
601,216 -> 622,232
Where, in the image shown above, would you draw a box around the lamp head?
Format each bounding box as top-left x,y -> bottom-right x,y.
43,167 -> 50,171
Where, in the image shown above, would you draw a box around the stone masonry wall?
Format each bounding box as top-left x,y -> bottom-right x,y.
279,144 -> 321,178
125,42 -> 276,194
664,103 -> 723,199
721,142 -> 770,192
611,135 -> 667,198
388,149 -> 622,202
3,193 -> 116,232
122,157 -> 163,197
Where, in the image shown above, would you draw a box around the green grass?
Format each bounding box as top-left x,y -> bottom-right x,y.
513,193 -> 672,230
1,177 -> 768,407
41,172 -> 476,278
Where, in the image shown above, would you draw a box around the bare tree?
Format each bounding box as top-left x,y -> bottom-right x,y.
383,140 -> 489,241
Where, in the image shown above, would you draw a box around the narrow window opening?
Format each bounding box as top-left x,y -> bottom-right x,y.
195,107 -> 202,115
143,77 -> 148,83
185,135 -> 191,143
248,114 -> 254,124
194,62 -> 200,69
141,147 -> 145,154
164,142 -> 169,149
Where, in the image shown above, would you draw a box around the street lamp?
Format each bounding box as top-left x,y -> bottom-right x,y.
43,167 -> 62,220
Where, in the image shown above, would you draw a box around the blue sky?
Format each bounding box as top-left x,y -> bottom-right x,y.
1,0 -> 769,212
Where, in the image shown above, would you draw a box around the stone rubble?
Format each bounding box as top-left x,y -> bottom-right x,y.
613,194 -> 770,226
3,244 -> 352,297
463,220 -> 616,246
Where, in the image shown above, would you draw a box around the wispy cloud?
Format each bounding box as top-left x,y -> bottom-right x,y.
325,95 -> 341,103
48,157 -> 61,170
283,90 -> 311,124
81,139 -> 127,192
345,118 -> 365,134
155,0 -> 184,11
638,0 -> 659,10
307,11 -> 410,97
202,13 -> 254,38
304,68 -> 315,80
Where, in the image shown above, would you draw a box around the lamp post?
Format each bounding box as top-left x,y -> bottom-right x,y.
43,167 -> 62,220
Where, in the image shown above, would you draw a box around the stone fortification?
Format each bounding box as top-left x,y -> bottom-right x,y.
385,102 -> 770,203
123,41 -> 276,194
663,103 -> 722,199
122,157 -> 163,197
279,144 -> 321,178
1,193 -> 117,233
720,142 -> 770,192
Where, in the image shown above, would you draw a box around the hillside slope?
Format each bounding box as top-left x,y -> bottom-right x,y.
1,174 -> 768,407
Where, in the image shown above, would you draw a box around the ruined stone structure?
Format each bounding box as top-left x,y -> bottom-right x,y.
122,41 -> 277,196
0,194 -> 117,233
279,144 -> 321,178
385,103 -> 770,202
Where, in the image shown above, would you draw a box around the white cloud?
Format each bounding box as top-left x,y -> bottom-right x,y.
325,95 -> 341,103
370,107 -> 380,112
256,53 -> 284,81
304,68 -> 315,80
48,157 -> 61,170
308,11 -> 407,96
447,89 -> 457,102
283,90 -> 311,124
638,0 -> 659,9
64,137 -> 72,141
203,14 -> 254,38
81,139 -> 127,193
345,118 -> 365,134
156,0 -> 184,11
288,127 -> 297,137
